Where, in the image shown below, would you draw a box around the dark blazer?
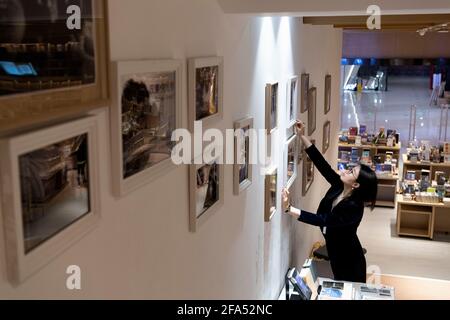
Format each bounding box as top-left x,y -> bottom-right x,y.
298,144 -> 366,283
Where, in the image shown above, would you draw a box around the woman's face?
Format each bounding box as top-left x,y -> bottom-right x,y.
340,165 -> 361,188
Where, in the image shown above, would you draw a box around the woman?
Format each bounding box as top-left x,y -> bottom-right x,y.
283,120 -> 378,283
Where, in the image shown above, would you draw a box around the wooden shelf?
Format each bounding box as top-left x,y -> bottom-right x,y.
401,209 -> 433,216
402,155 -> 450,168
397,195 -> 450,208
338,143 -> 401,151
398,227 -> 430,238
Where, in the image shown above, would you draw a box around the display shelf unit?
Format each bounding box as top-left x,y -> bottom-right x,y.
396,195 -> 450,239
338,142 -> 401,208
402,155 -> 450,180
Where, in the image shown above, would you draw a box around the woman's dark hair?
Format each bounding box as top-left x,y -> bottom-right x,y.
353,164 -> 378,210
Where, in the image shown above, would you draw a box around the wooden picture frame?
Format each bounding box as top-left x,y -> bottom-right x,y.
265,167 -> 278,222
265,82 -> 279,134
0,0 -> 109,136
287,76 -> 299,128
234,117 -> 253,195
323,120 -> 331,154
300,73 -> 309,114
284,134 -> 298,189
110,59 -> 183,197
308,87 -> 317,136
302,140 -> 315,196
188,57 -> 224,129
189,154 -> 224,233
324,75 -> 332,115
0,115 -> 101,285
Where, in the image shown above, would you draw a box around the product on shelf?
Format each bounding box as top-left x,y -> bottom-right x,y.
349,127 -> 358,136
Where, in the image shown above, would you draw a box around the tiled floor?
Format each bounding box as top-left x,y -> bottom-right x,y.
359,206 -> 450,281
341,76 -> 449,146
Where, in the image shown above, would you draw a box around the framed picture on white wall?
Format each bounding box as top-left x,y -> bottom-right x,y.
265,166 -> 278,222
234,117 -> 254,195
308,87 -> 317,136
284,134 -> 298,189
287,76 -> 299,128
110,59 -> 183,197
302,140 -> 315,196
0,115 -> 101,285
300,73 -> 309,114
188,57 -> 224,129
265,82 -> 279,134
323,120 -> 331,154
189,153 -> 224,232
324,75 -> 332,115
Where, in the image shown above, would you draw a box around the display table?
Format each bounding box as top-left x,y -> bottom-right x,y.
402,155 -> 450,180
396,195 -> 450,239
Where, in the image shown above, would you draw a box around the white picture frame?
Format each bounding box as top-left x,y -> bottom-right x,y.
189,154 -> 225,233
110,59 -> 183,197
188,57 -> 224,129
234,117 -> 254,195
284,134 -> 298,189
265,166 -> 278,222
265,82 -> 279,134
0,115 -> 101,285
287,76 -> 299,128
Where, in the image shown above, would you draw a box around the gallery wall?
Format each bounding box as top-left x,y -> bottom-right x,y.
0,0 -> 342,299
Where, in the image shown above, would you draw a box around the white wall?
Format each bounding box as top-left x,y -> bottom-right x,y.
0,0 -> 342,299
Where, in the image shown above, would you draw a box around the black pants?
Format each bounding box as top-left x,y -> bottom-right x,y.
331,255 -> 367,283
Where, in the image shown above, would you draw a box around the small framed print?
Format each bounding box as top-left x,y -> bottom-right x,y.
300,73 -> 309,114
234,117 -> 254,195
308,87 -> 317,136
265,167 -> 278,222
284,135 -> 298,189
323,120 -> 331,154
0,115 -> 100,285
302,140 -> 315,196
265,82 -> 279,134
188,57 -> 224,128
189,155 -> 224,233
287,76 -> 299,128
110,59 -> 183,197
324,75 -> 332,115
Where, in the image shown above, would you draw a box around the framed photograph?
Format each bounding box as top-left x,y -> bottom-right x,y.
265,167 -> 278,222
297,134 -> 304,165
324,75 -> 332,115
189,156 -> 224,232
0,115 -> 100,285
300,73 -> 309,113
265,82 -> 278,134
308,87 -> 317,136
302,140 -> 315,196
234,117 -> 253,195
110,59 -> 182,197
287,76 -> 299,128
323,120 -> 331,154
284,135 -> 298,189
188,57 -> 224,128
0,0 -> 109,135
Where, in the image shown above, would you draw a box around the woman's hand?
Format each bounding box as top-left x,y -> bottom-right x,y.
295,120 -> 306,136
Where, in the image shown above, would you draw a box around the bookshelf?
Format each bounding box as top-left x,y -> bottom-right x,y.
338,142 -> 401,208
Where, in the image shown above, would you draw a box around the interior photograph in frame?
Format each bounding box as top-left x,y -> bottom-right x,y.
0,0 -> 109,135
300,73 -> 309,113
265,82 -> 278,134
265,167 -> 278,222
111,59 -> 182,197
324,74 -> 332,115
234,117 -> 253,195
302,139 -> 315,196
0,115 -> 100,285
323,120 -> 331,154
189,156 -> 224,232
188,57 -> 224,128
285,134 -> 298,189
308,87 -> 317,136
287,76 -> 298,128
